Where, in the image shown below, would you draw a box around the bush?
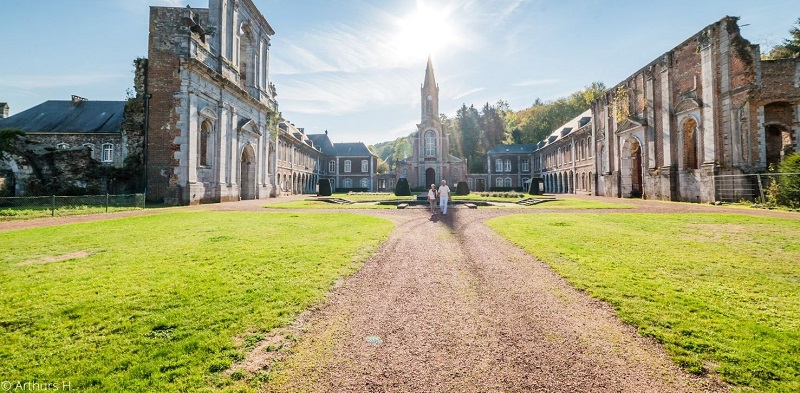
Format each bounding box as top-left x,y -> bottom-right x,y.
317,179 -> 332,196
529,178 -> 542,195
455,181 -> 469,196
777,153 -> 800,208
395,178 -> 411,196
336,188 -> 368,193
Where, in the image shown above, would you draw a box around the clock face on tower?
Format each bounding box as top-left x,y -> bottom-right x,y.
427,95 -> 433,101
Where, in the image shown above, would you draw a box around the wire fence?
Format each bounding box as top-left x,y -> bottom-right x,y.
0,194 -> 145,221
714,173 -> 799,204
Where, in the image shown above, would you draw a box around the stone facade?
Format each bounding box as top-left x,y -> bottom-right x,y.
145,0 -> 279,205
534,110 -> 594,194
590,17 -> 800,203
467,144 -> 537,192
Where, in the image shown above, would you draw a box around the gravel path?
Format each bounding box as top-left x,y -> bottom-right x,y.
265,206 -> 729,392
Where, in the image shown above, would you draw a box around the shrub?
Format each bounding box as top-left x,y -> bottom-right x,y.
336,188 -> 368,193
777,153 -> 800,208
395,178 -> 411,196
317,179 -> 332,196
455,181 -> 469,195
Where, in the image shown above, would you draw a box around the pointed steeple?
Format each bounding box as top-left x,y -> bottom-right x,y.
423,55 -> 436,89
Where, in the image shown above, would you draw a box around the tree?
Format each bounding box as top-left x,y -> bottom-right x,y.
764,17 -> 800,59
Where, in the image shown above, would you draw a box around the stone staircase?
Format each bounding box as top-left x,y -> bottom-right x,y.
318,197 -> 354,205
516,198 -> 552,206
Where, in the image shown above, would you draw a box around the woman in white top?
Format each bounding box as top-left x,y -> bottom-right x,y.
427,184 -> 437,214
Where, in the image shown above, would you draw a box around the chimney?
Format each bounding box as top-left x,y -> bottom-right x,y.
299,127 -> 305,134
71,95 -> 88,107
0,103 -> 8,119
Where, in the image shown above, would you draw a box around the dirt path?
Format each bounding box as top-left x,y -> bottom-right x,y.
265,207 -> 728,392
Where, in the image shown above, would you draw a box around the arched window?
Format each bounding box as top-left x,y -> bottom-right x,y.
360,178 -> 368,188
343,178 -> 352,188
361,159 -> 368,173
588,136 -> 593,157
589,172 -> 593,192
425,131 -> 436,156
344,160 -> 352,173
101,143 -> 114,163
504,177 -> 512,187
683,118 -> 699,169
496,177 -> 503,187
200,121 -> 212,167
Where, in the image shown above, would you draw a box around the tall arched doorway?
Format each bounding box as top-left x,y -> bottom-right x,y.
620,137 -> 643,198
425,168 -> 436,188
240,144 -> 256,200
766,124 -> 792,168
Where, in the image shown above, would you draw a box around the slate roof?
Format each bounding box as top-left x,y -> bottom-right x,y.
487,144 -> 538,155
539,109 -> 592,147
0,100 -> 126,133
334,142 -> 375,157
307,133 -> 337,155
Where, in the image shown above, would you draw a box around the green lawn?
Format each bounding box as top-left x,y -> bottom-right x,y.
0,211 -> 393,392
326,193 -> 413,202
0,205 -> 141,221
265,200 -> 395,209
487,213 -> 800,392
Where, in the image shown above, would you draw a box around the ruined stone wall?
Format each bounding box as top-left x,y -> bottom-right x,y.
145,7 -> 187,203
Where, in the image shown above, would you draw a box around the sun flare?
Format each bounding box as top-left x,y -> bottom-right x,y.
394,1 -> 458,58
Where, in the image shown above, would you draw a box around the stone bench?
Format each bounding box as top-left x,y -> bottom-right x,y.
397,203 -> 409,209
464,203 -> 477,209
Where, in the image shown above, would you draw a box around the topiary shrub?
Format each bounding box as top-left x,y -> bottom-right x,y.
317,178 -> 332,196
528,178 -> 542,195
777,153 -> 800,208
395,178 -> 411,196
455,181 -> 469,195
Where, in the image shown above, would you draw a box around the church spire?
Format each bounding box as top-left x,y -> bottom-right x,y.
423,55 -> 436,90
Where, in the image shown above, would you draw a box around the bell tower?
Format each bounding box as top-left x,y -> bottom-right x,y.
421,55 -> 439,121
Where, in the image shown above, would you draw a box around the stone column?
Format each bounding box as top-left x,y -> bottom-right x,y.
699,32 -> 716,164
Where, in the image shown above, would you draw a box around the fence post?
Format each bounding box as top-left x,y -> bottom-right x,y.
757,174 -> 766,204
106,193 -> 109,213
51,195 -> 55,217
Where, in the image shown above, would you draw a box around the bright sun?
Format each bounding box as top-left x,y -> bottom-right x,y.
394,1 -> 458,58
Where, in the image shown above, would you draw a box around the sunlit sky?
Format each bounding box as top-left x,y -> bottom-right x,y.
0,0 -> 796,145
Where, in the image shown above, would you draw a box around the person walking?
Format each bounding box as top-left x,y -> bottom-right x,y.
438,180 -> 451,215
427,184 -> 438,214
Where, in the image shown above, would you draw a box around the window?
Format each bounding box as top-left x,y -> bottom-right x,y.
389,179 -> 395,189
467,178 -> 473,189
83,143 -> 95,159
102,143 -> 114,163
496,177 -> 503,187
504,177 -> 512,187
360,178 -> 368,188
200,121 -> 211,167
344,160 -> 352,173
56,143 -> 70,150
588,136 -> 593,157
425,131 -> 436,156
361,159 -> 368,173
495,159 -> 503,172
453,169 -> 459,183
401,168 -> 408,178
343,178 -> 352,188
329,160 -> 335,173
504,159 -> 511,172
521,159 -> 529,172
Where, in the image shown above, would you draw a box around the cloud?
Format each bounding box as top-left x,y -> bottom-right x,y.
451,87 -> 485,100
512,78 -> 561,87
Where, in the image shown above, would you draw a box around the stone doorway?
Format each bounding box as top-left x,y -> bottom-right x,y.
240,144 -> 256,200
765,124 -> 793,169
620,137 -> 643,198
425,168 -> 436,189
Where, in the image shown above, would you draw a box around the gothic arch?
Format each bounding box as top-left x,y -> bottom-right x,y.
620,136 -> 643,198
240,144 -> 256,200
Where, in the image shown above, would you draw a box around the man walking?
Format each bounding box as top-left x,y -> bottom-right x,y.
438,179 -> 451,215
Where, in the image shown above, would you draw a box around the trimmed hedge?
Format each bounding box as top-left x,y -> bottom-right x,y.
337,188 -> 369,193
455,181 -> 470,195
489,187 -> 524,192
395,178 -> 411,196
317,179 -> 332,196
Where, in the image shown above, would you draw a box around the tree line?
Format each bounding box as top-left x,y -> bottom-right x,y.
371,82 -> 605,173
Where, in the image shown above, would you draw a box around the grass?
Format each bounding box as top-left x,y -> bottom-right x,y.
517,198 -> 635,209
265,200 -> 395,209
326,193 -> 413,202
0,211 -> 393,392
487,213 -> 800,392
0,205 -> 140,221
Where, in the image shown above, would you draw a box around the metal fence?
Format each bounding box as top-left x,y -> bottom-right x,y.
714,173 -> 799,204
0,193 -> 145,220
